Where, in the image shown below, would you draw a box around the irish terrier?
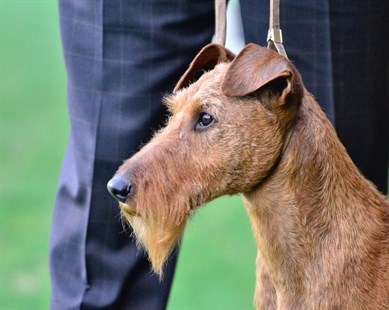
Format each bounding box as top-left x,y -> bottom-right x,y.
107,43 -> 389,309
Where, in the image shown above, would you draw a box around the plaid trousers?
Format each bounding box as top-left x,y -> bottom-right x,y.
50,0 -> 388,309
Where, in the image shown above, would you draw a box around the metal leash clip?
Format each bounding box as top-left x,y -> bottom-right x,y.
267,0 -> 288,58
267,28 -> 283,44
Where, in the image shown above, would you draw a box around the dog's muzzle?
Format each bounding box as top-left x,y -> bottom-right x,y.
107,175 -> 133,203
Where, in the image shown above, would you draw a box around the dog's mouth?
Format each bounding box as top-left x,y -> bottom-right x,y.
119,202 -> 141,218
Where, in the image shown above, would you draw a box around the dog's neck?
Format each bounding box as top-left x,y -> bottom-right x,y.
243,92 -> 388,307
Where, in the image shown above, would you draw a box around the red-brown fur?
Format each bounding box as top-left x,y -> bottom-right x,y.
113,43 -> 389,309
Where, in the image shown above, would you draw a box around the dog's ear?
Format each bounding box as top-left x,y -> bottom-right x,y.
221,43 -> 303,106
173,44 -> 235,93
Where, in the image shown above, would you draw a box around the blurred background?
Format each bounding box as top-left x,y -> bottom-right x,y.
1,1 -> 258,309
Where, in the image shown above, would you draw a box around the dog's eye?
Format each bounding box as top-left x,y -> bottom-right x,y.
196,112 -> 214,130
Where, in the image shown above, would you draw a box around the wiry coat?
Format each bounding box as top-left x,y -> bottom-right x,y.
111,44 -> 389,309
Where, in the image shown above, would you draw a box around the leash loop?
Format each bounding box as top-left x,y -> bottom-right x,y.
214,0 -> 287,58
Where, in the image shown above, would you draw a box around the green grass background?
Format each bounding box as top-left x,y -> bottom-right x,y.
1,2 -> 256,309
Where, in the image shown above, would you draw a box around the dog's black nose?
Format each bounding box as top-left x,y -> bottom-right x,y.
107,175 -> 132,203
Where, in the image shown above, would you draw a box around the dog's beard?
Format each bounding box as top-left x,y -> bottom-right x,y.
118,170 -> 202,276
120,205 -> 188,277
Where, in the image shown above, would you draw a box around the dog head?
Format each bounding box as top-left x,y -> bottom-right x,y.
107,43 -> 304,276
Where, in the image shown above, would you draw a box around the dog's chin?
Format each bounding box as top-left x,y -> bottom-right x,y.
119,202 -> 139,217
120,206 -> 187,278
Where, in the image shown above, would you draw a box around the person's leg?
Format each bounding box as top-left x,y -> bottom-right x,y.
49,1 -> 215,308
240,0 -> 388,193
